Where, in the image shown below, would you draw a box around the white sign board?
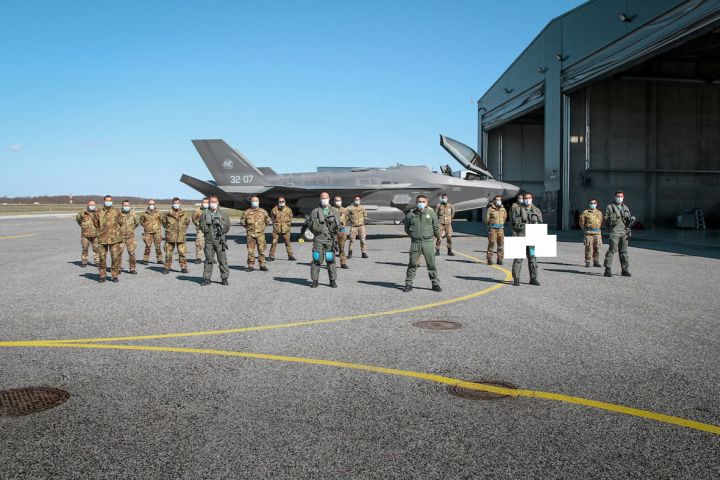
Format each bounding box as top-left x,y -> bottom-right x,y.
503,224 -> 557,259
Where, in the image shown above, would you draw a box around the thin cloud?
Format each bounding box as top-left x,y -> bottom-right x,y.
7,144 -> 22,152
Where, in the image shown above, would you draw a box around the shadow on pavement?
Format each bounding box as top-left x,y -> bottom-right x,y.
80,272 -> 101,281
443,258 -> 477,264
356,280 -> 404,291
146,266 -> 166,273
544,268 -> 603,276
177,275 -> 203,284
273,277 -> 312,286
454,275 -> 508,284
374,261 -> 407,267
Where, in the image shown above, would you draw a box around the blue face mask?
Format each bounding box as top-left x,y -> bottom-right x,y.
122,206 -> 130,213
251,201 -> 259,208
87,205 -> 96,212
417,202 -> 426,210
104,201 -> 113,208
589,203 -> 597,209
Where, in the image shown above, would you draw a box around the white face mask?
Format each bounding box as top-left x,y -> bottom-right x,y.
122,206 -> 130,212
87,205 -> 96,212
209,202 -> 218,210
104,201 -> 113,208
320,198 -> 329,207
335,200 -> 342,207
202,203 -> 209,209
148,205 -> 155,210
615,196 -> 624,204
589,203 -> 597,209
417,202 -> 426,210
441,197 -> 448,204
495,200 -> 502,206
354,199 -> 360,205
278,202 -> 285,207
250,201 -> 259,208
524,198 -> 532,206
172,203 -> 180,210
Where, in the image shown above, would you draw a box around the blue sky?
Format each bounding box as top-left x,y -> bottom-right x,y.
0,0 -> 584,198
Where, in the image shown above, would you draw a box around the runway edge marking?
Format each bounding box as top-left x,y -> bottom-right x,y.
5,342 -> 718,436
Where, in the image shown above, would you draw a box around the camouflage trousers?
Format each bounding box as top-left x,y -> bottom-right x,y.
337,233 -> 348,266
195,229 -> 205,261
349,225 -> 367,254
584,233 -> 602,263
164,241 -> 188,269
270,231 -> 293,257
247,234 -> 267,266
143,231 -> 163,262
435,223 -> 453,250
122,236 -> 137,271
604,233 -> 629,270
99,242 -> 123,278
310,239 -> 337,283
203,240 -> 229,281
81,235 -> 99,264
512,247 -> 538,281
487,228 -> 504,262
405,240 -> 439,287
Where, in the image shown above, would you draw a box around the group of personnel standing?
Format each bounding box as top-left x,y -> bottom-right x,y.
76,189 -> 634,288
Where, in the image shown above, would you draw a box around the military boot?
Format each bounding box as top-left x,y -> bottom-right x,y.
487,259 -> 494,265
447,249 -> 454,256
435,249 -> 440,255
585,261 -> 591,267
432,284 -> 443,292
604,268 -> 612,277
530,278 -> 540,286
341,264 -> 349,269
99,277 -> 106,283
221,279 -> 229,285
403,285 -> 412,292
621,269 -> 632,277
181,268 -> 189,274
362,253 -> 368,258
329,280 -> 337,288
201,279 -> 211,286
162,268 -> 169,275
512,277 -> 520,286
260,265 -> 269,272
497,260 -> 504,265
247,266 -> 255,272
593,261 -> 602,267
195,259 -> 202,265
311,280 -> 319,288
267,257 -> 275,262
347,251 -> 353,259
288,256 -> 296,261
129,270 -> 137,275
111,277 -> 119,283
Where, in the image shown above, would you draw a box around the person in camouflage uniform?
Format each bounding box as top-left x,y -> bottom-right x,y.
75,200 -> 99,267
510,191 -> 525,218
347,195 -> 368,259
199,195 -> 231,286
140,200 -> 163,264
120,200 -> 140,274
243,196 -> 271,271
333,196 -> 350,269
511,192 -> 542,286
604,191 -> 634,277
268,196 -> 295,261
309,192 -> 340,288
191,198 -> 209,264
162,197 -> 191,274
403,195 -> 441,292
578,198 -> 603,268
93,195 -> 124,283
434,194 -> 455,256
484,195 -> 507,265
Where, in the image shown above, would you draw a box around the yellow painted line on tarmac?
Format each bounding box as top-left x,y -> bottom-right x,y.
0,233 -> 37,240
4,341 -> 718,436
1,250 -> 510,346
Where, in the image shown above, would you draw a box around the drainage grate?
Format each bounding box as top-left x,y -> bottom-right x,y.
447,380 -> 517,401
0,387 -> 70,417
413,320 -> 462,330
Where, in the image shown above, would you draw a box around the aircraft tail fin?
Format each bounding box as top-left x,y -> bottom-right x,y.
192,139 -> 265,186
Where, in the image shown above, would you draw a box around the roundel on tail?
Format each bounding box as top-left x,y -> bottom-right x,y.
223,159 -> 234,170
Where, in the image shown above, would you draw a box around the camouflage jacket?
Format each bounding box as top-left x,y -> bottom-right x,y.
121,210 -> 140,238
579,209 -> 603,233
162,209 -> 191,243
309,206 -> 340,243
404,207 -> 439,242
192,207 -> 206,227
336,206 -> 349,228
140,209 -> 163,234
76,210 -> 98,238
511,205 -> 543,236
244,207 -> 271,237
604,203 -> 632,235
484,205 -> 507,227
435,202 -> 455,225
270,206 -> 293,234
347,205 -> 367,226
199,209 -> 230,243
94,206 -> 124,245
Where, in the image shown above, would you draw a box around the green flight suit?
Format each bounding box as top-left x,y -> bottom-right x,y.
404,207 -> 440,287
604,202 -> 632,271
309,206 -> 340,284
511,204 -> 543,282
199,208 -> 231,282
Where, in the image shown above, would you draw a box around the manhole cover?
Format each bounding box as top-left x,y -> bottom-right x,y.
0,387 -> 70,417
413,320 -> 462,330
447,380 -> 517,400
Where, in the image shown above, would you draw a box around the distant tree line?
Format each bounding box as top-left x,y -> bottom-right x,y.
0,195 -> 201,204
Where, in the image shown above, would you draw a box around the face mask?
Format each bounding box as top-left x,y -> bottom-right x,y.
172,203 -> 180,210
524,199 -> 532,206
417,202 -> 426,210
250,201 -> 259,208
589,203 -> 597,209
517,198 -> 523,204
209,202 -> 218,210
354,199 -> 360,205
202,203 -> 209,209
335,201 -> 342,207
87,205 -> 96,212
495,200 -> 502,206
104,201 -> 113,208
122,206 -> 130,213
615,196 -> 624,204
441,198 -> 448,204
278,202 -> 285,207
320,199 -> 329,207
148,205 -> 155,210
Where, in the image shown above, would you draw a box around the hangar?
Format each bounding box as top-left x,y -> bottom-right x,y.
477,0 -> 720,230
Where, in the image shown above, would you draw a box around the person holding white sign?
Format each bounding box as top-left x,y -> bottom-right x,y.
511,192 -> 542,286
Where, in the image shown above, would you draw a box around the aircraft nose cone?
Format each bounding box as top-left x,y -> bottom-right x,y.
501,182 -> 519,200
